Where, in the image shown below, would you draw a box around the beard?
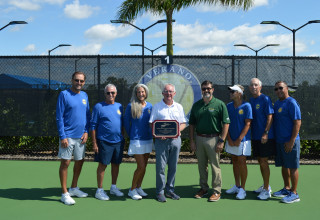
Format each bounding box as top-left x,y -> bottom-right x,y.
203,92 -> 211,99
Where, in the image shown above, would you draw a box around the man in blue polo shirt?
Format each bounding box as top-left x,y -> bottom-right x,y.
272,81 -> 301,204
249,78 -> 275,200
91,84 -> 125,201
56,71 -> 91,205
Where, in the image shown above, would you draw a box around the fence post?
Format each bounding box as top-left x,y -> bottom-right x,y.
231,56 -> 235,85
97,54 -> 101,101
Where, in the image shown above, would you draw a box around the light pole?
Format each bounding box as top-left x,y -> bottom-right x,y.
261,20 -> 320,85
130,44 -> 169,67
48,44 -> 71,89
212,64 -> 232,85
0,21 -> 27,31
110,19 -> 171,75
234,44 -> 279,77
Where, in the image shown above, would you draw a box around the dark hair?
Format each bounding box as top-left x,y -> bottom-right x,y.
275,80 -> 288,87
72,71 -> 86,81
201,80 -> 213,87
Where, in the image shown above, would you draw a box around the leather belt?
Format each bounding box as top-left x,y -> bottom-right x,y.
197,133 -> 219,138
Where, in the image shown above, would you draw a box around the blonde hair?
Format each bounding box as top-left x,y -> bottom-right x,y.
236,84 -> 246,100
130,84 -> 149,119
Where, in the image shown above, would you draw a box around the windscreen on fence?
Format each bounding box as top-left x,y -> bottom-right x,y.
0,55 -> 319,142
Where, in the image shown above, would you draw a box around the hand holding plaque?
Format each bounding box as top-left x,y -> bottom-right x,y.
152,120 -> 179,138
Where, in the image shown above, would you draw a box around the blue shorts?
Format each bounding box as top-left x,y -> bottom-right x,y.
94,139 -> 124,165
275,139 -> 300,169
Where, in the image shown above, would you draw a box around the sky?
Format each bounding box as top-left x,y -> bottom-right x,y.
1,0 -> 320,57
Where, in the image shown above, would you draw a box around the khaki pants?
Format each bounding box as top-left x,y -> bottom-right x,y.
196,135 -> 221,194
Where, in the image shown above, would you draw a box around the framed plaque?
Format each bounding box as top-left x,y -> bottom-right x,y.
152,120 -> 179,138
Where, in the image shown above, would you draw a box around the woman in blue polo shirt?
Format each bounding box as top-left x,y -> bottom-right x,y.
124,84 -> 153,200
225,85 -> 252,200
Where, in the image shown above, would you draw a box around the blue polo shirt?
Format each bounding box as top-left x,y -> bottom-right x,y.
274,97 -> 301,143
56,89 -> 90,140
250,94 -> 275,140
124,102 -> 153,140
227,101 -> 253,142
90,102 -> 124,143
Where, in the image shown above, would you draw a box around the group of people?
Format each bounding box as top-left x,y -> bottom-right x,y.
56,71 -> 301,206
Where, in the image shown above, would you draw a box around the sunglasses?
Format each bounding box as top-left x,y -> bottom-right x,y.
229,90 -> 236,94
74,79 -> 84,83
106,92 -> 116,95
274,87 -> 284,91
201,87 -> 212,91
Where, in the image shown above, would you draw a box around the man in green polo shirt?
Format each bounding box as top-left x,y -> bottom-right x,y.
189,80 -> 230,202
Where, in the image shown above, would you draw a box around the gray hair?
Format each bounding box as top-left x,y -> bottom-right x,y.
163,83 -> 176,92
104,84 -> 117,93
250,78 -> 262,87
130,84 -> 149,119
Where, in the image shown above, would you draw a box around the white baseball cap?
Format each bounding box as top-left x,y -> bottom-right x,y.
228,85 -> 243,94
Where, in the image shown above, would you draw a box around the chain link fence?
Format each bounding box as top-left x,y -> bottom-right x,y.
1,55 -> 320,156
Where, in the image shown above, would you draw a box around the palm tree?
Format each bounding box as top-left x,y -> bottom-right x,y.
116,0 -> 254,55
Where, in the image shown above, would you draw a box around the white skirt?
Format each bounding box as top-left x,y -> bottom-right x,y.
128,139 -> 154,156
225,140 -> 251,156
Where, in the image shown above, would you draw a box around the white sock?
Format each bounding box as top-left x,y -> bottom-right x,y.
111,184 -> 116,189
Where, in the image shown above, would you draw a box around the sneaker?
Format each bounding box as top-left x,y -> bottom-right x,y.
254,185 -> 272,194
68,187 -> 88,198
95,189 -> 110,201
165,191 -> 180,200
136,187 -> 148,197
156,193 -> 167,202
257,189 -> 271,200
61,192 -> 76,205
128,189 -> 142,200
236,188 -> 246,200
272,188 -> 290,198
110,186 -> 124,197
281,192 -> 300,204
226,185 -> 240,194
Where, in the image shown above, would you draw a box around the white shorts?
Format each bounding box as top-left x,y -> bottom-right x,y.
225,140 -> 251,156
128,139 -> 153,156
58,138 -> 86,160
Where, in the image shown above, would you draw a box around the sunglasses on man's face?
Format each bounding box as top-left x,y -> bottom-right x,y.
274,86 -> 284,91
229,90 -> 236,94
201,87 -> 212,91
74,79 -> 85,83
106,91 -> 116,95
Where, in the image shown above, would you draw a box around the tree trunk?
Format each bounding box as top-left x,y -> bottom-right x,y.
166,10 -> 173,56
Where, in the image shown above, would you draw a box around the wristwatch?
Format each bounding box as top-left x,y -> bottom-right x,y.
218,138 -> 225,143
264,130 -> 269,135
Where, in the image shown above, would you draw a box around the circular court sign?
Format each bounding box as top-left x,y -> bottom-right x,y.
139,64 -> 201,120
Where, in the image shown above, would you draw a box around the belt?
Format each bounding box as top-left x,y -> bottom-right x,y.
197,133 -> 219,138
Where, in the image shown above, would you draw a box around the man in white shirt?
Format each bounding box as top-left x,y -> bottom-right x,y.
149,84 -> 187,202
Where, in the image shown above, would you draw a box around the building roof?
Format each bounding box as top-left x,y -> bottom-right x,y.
0,73 -> 70,90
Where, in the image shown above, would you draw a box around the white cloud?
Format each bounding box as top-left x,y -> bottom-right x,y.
8,0 -> 40,11
64,43 -> 102,55
64,0 -> 99,19
195,0 -> 268,12
24,44 -> 36,52
149,22 -> 301,55
85,24 -> 135,42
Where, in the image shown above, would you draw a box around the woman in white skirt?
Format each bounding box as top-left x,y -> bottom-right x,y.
225,85 -> 253,200
124,84 -> 153,200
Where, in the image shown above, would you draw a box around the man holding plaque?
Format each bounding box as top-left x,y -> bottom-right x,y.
149,83 -> 187,202
189,80 -> 230,202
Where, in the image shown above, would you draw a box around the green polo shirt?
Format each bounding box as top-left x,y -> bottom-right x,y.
189,97 -> 230,134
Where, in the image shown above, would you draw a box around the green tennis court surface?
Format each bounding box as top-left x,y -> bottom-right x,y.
0,160 -> 319,219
